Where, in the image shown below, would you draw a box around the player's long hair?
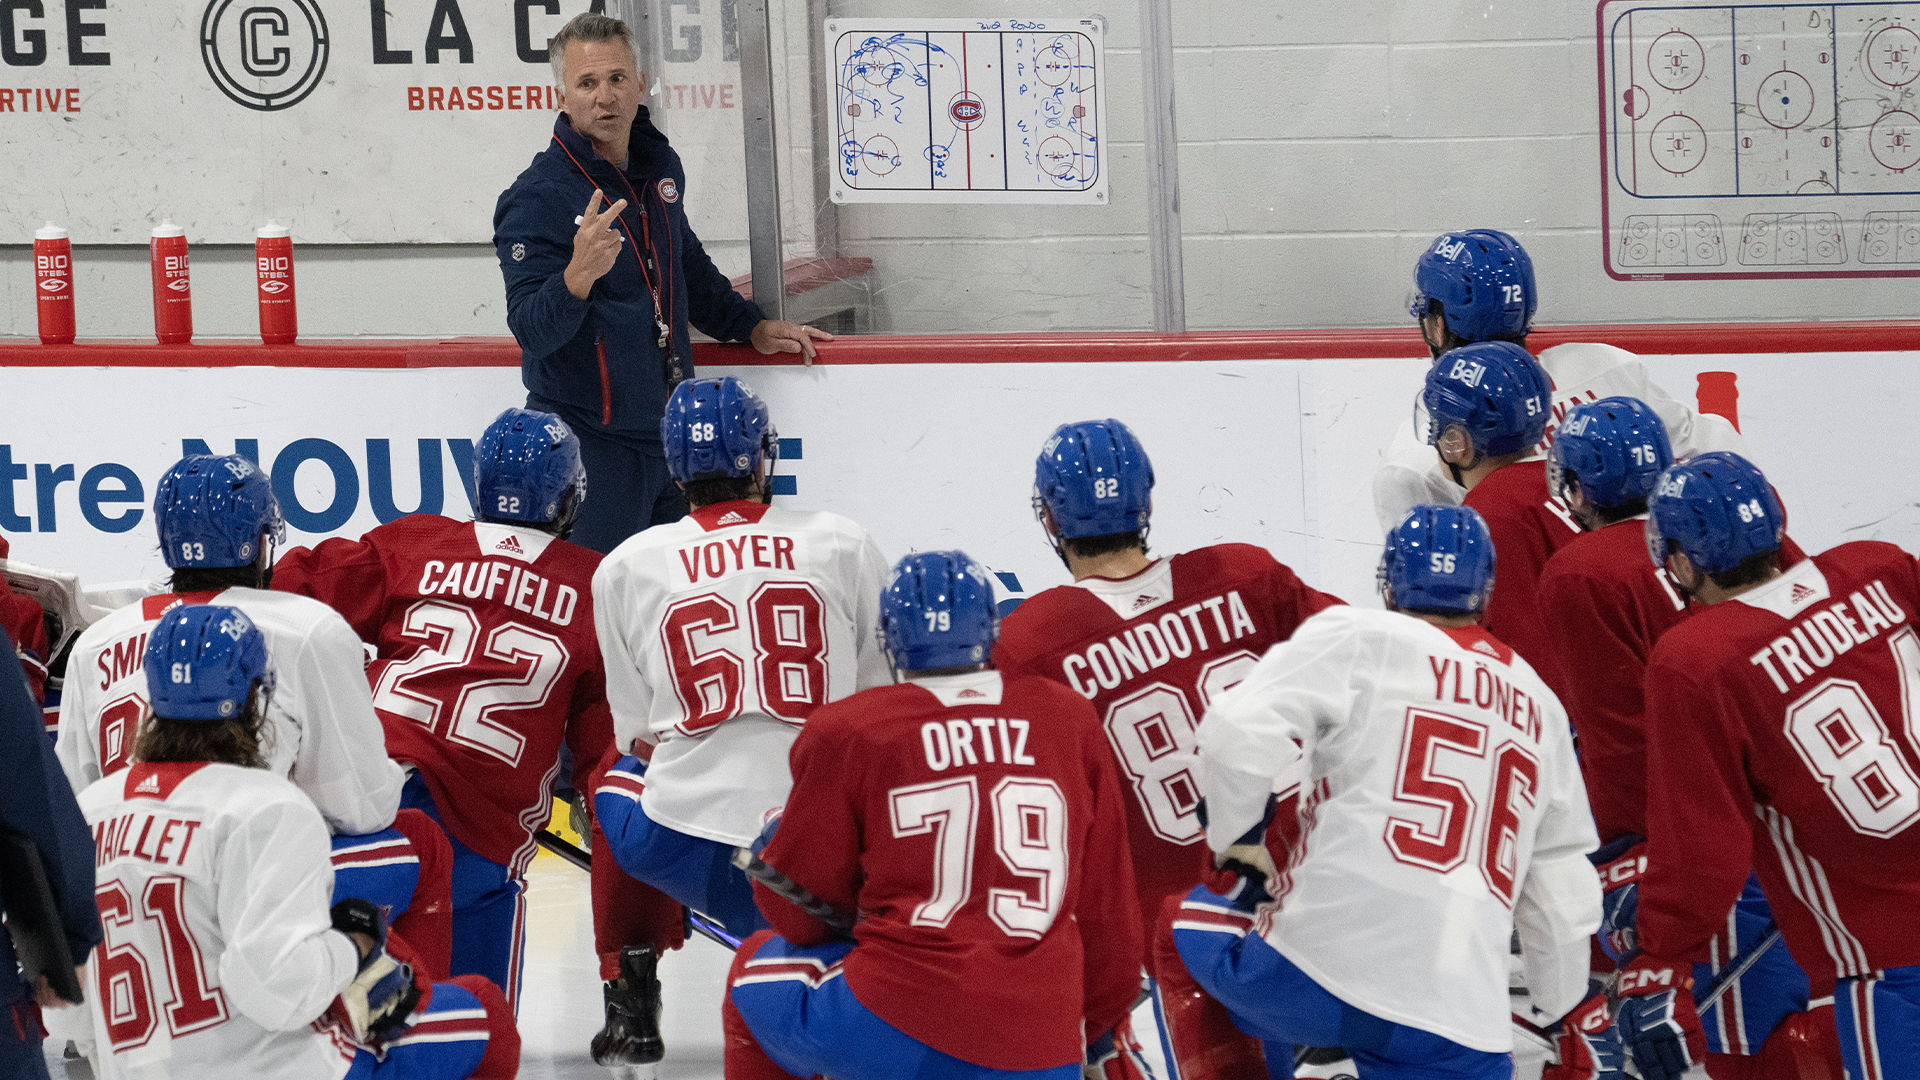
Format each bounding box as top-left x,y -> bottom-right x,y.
132,684 -> 273,770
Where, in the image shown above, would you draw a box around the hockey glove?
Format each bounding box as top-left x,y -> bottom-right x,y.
328,898 -> 423,1042
1083,1019 -> 1148,1080
1590,835 -> 1646,962
1544,987 -> 1625,1080
1613,956 -> 1703,1080
1199,797 -> 1278,911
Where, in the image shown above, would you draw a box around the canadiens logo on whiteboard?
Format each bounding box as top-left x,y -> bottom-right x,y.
658,178 -> 680,203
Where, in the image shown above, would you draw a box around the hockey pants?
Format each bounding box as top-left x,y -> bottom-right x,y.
1173,886 -> 1508,1080
594,754 -> 770,939
330,808 -> 454,980
583,742 -> 688,979
725,930 -> 1081,1080
399,775 -> 527,1010
344,975 -> 519,1080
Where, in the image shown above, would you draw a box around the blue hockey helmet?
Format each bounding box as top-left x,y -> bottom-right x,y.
154,455 -> 285,569
1378,504 -> 1496,615
1423,341 -> 1551,459
879,550 -> 999,672
1644,452 -> 1783,574
144,604 -> 274,722
1033,419 -> 1154,539
662,377 -> 778,484
477,408 -> 587,524
1546,396 -> 1673,509
1409,230 -> 1537,343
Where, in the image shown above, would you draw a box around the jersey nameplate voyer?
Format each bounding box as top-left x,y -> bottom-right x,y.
669,531 -> 809,586
1058,589 -> 1259,699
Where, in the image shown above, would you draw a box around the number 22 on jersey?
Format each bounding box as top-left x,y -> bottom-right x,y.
372,599 -> 571,766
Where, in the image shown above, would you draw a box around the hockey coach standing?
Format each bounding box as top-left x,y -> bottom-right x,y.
494,12 -> 830,553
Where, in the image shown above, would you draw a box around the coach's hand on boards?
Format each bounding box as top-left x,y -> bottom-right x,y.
566,189 -> 629,299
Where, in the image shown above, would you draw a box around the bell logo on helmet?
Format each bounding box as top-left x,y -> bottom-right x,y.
1434,237 -> 1469,261
1446,357 -> 1486,388
1658,474 -> 1687,498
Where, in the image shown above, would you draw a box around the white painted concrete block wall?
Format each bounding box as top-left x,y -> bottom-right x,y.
4,1 -> 1915,338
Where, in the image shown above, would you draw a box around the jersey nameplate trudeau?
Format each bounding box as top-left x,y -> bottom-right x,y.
1058,589 -> 1259,699
1741,569 -> 1909,694
669,531 -> 808,586
413,558 -> 580,626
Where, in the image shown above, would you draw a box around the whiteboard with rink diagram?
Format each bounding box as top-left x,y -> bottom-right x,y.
1599,1 -> 1920,279
824,18 -> 1108,204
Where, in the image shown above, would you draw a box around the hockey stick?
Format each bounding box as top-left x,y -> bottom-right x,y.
1695,927 -> 1782,1013
729,847 -> 855,936
533,829 -> 742,950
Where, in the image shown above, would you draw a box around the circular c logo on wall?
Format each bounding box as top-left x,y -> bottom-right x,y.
200,0 -> 330,112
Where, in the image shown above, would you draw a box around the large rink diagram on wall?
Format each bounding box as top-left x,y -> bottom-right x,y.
825,18 -> 1107,204
1599,2 -> 1920,279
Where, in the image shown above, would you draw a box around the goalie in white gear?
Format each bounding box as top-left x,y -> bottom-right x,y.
1172,505 -> 1602,1080
73,603 -> 517,1080
1373,230 -> 1745,532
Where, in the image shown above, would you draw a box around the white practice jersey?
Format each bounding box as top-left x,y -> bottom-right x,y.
593,500 -> 891,846
78,762 -> 363,1080
56,587 -> 404,836
1195,606 -> 1600,1052
1372,341 -> 1747,532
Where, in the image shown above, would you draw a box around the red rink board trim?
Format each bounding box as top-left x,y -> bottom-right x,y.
3,322 -> 1920,368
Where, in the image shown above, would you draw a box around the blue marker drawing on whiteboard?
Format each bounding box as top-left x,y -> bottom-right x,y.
829,20 -> 1104,201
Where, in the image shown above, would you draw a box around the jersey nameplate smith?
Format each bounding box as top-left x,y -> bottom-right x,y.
669,532 -> 809,587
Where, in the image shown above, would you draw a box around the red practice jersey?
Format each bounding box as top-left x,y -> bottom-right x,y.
1536,519 -> 1691,841
1539,519 -> 1810,841
1640,543 -> 1920,988
754,670 -> 1144,1071
2,588 -> 48,709
1461,460 -> 1580,690
275,515 -> 610,870
992,545 -> 1342,920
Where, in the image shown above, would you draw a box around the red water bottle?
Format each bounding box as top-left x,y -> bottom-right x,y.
150,220 -> 192,344
255,220 -> 297,344
33,221 -> 74,344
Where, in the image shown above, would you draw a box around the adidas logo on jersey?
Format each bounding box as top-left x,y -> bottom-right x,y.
1131,594 -> 1158,611
1791,583 -> 1815,603
1472,639 -> 1501,657
717,511 -> 749,526
134,774 -> 160,794
494,535 -> 524,554
958,688 -> 986,699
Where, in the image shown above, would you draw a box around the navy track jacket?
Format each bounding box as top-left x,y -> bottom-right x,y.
0,625 -> 101,1025
494,109 -> 764,438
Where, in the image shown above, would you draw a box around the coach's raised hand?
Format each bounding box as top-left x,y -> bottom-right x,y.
565,189 -> 629,299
